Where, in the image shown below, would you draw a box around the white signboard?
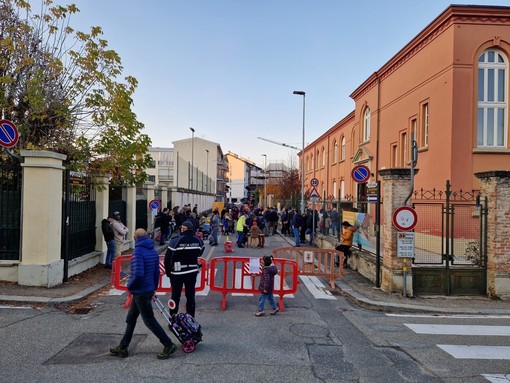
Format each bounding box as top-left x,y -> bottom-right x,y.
303,251 -> 314,264
397,232 -> 415,258
249,258 -> 261,273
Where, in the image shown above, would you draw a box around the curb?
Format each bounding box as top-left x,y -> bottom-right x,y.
0,278 -> 111,305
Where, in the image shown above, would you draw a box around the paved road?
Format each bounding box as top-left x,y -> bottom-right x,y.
1,233 -> 508,382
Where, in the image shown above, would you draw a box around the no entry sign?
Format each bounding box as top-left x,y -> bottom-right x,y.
0,120 -> 19,148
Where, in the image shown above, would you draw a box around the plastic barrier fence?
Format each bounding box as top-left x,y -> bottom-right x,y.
272,247 -> 344,288
209,256 -> 299,312
112,255 -> 208,294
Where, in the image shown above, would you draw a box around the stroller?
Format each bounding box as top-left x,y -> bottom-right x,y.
153,296 -> 203,353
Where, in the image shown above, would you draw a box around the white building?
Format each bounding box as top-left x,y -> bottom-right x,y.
225,151 -> 261,204
147,138 -> 228,212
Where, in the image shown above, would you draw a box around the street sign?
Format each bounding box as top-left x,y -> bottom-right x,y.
397,231 -> 415,258
309,187 -> 320,203
392,206 -> 418,231
310,178 -> 319,187
351,165 -> 370,183
0,119 -> 19,148
149,199 -> 161,211
309,187 -> 320,198
366,182 -> 378,202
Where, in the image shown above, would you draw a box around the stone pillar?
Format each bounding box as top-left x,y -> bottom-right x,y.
126,185 -> 137,249
378,168 -> 418,294
475,170 -> 510,298
18,150 -> 66,287
145,182 -> 156,231
159,184 -> 167,209
94,175 -> 111,263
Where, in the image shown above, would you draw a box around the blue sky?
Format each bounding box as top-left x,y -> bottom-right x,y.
58,0 -> 509,168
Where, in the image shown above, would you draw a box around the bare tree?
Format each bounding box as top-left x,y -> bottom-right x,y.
0,0 -> 151,185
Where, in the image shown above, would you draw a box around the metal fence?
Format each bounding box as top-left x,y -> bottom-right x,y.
62,171 -> 97,261
136,199 -> 148,230
0,162 -> 22,261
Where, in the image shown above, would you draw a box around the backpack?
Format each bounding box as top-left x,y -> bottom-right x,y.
172,313 -> 202,340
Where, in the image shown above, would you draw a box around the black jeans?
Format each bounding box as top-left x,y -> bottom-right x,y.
120,292 -> 173,349
170,272 -> 198,317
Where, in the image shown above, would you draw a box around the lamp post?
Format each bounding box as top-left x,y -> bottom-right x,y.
190,127 -> 195,190
206,149 -> 209,193
293,90 -> 306,214
261,154 -> 267,208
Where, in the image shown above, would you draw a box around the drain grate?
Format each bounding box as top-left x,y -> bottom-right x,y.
69,307 -> 93,315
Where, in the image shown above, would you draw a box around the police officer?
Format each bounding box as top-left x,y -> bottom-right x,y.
164,220 -> 205,317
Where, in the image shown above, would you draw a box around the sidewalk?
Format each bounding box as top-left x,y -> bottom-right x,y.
1,239 -> 510,315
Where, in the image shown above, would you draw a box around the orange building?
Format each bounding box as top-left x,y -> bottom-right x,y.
302,4 -> 510,205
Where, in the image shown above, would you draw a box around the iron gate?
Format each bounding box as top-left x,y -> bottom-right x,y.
0,159 -> 22,261
62,171 -> 96,262
412,181 -> 488,295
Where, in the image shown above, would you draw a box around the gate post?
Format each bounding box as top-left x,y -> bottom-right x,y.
94,174 -> 111,263
19,150 -> 66,287
378,168 -> 417,294
475,170 -> 510,298
145,181 -> 156,230
126,185 -> 137,249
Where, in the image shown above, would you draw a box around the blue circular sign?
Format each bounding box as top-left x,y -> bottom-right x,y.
149,199 -> 161,210
351,165 -> 370,183
0,119 -> 19,148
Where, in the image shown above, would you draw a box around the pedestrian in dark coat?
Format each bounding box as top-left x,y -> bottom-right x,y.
164,221 -> 205,317
110,229 -> 177,360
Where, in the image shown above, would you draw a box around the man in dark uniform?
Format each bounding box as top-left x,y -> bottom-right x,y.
164,221 -> 205,317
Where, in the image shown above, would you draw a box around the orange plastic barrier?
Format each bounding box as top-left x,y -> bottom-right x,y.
209,256 -> 299,312
272,247 -> 344,289
112,255 -> 208,305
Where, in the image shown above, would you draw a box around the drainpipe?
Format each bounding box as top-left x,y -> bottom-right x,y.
375,72 -> 381,288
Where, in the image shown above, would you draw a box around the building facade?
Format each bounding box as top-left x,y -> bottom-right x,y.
301,5 -> 510,205
225,151 -> 261,204
147,138 -> 228,212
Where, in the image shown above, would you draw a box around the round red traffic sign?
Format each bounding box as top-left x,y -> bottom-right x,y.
0,119 -> 19,148
392,206 -> 418,231
351,165 -> 370,183
310,178 -> 319,187
149,199 -> 161,210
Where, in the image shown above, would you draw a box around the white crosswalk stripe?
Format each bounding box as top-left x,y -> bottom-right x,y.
404,323 -> 510,336
107,269 -> 335,300
437,345 -> 510,360
298,275 -> 336,300
402,319 -> 510,381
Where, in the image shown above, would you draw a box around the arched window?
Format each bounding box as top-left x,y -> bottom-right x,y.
321,147 -> 326,167
316,150 -> 320,169
363,107 -> 371,142
477,49 -> 508,147
341,136 -> 346,161
333,140 -> 338,163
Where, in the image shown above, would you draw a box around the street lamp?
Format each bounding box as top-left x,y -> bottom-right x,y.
206,149 -> 209,193
261,154 -> 267,207
293,90 -> 306,214
190,127 -> 195,190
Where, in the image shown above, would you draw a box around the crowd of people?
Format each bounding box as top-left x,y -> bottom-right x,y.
102,202 -> 347,254
103,202 -> 356,356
